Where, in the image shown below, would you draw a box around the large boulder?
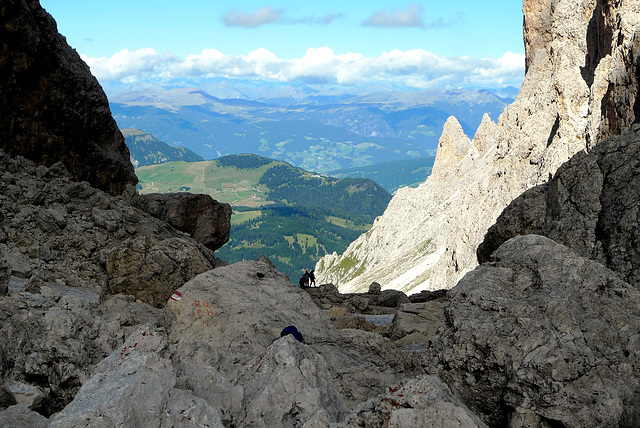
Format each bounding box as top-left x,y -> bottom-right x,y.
478,124 -> 640,287
427,235 -> 640,427
164,260 -> 422,409
105,236 -> 215,308
234,335 -> 347,427
0,0 -> 137,196
0,404 -> 48,428
48,325 -> 225,428
39,260 -> 471,427
0,290 -> 162,416
132,192 -> 232,252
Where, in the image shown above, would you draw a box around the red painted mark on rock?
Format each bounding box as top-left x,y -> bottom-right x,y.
194,300 -> 218,326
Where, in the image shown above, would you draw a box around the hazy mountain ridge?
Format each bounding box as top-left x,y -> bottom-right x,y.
109,85 -> 512,172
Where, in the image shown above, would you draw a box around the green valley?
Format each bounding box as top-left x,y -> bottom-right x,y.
135,154 -> 391,281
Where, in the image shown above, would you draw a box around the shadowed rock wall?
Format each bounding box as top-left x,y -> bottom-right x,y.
0,0 -> 137,196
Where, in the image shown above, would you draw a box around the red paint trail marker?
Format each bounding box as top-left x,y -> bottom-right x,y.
170,291 -> 183,301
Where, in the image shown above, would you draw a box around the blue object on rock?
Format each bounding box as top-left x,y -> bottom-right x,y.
280,325 -> 304,343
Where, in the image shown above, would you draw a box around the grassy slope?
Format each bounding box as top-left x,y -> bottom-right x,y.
136,160 -> 276,207
135,156 -> 389,281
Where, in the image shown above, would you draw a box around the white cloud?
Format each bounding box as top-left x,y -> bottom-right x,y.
81,48 -> 164,82
221,6 -> 282,28
83,48 -> 525,90
363,5 -> 425,28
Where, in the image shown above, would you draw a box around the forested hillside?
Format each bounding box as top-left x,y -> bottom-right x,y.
259,164 -> 390,223
135,154 -> 391,280
123,128 -> 203,167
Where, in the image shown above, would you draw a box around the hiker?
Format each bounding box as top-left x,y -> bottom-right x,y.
309,269 -> 316,287
303,269 -> 310,286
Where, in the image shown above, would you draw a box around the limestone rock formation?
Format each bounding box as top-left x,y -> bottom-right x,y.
316,0 -> 640,293
132,192 -> 232,252
305,283 -> 412,313
9,259 -> 475,427
0,287 -> 162,417
478,124 -> 640,287
106,236 -> 215,307
0,149 -> 217,307
48,325 -> 182,428
427,235 -> 640,427
0,404 -> 48,428
0,256 -> 10,295
163,260 -> 422,410
234,335 -> 347,427
0,0 -> 137,195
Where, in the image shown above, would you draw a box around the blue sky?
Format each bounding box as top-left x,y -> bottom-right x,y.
40,1 -> 525,90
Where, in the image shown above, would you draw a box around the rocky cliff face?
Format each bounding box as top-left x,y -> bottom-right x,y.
428,233 -> 640,427
0,0 -> 137,196
316,0 -> 640,293
478,124 -> 640,286
0,150 -> 221,307
423,124 -> 640,427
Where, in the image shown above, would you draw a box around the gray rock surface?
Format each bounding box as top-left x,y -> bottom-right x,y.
0,149 -> 217,306
427,235 -> 640,427
164,261 -> 422,410
0,0 -> 137,196
234,335 -> 346,427
39,260 -> 474,427
390,301 -> 445,343
132,192 -> 232,252
0,256 -> 9,295
478,124 -> 640,288
305,284 -> 410,314
0,290 -> 162,416
47,325 -> 209,428
0,404 -> 48,428
345,376 -> 488,428
106,236 -> 214,307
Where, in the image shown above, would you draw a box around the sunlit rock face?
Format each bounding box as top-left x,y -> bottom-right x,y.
316,0 -> 640,294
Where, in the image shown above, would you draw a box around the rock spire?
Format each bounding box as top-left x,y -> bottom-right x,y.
316,0 -> 640,293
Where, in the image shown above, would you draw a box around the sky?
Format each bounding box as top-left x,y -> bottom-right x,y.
40,1 -> 525,92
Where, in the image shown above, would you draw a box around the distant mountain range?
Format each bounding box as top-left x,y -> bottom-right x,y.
126,127 -> 435,194
135,153 -> 391,280
110,82 -> 514,173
